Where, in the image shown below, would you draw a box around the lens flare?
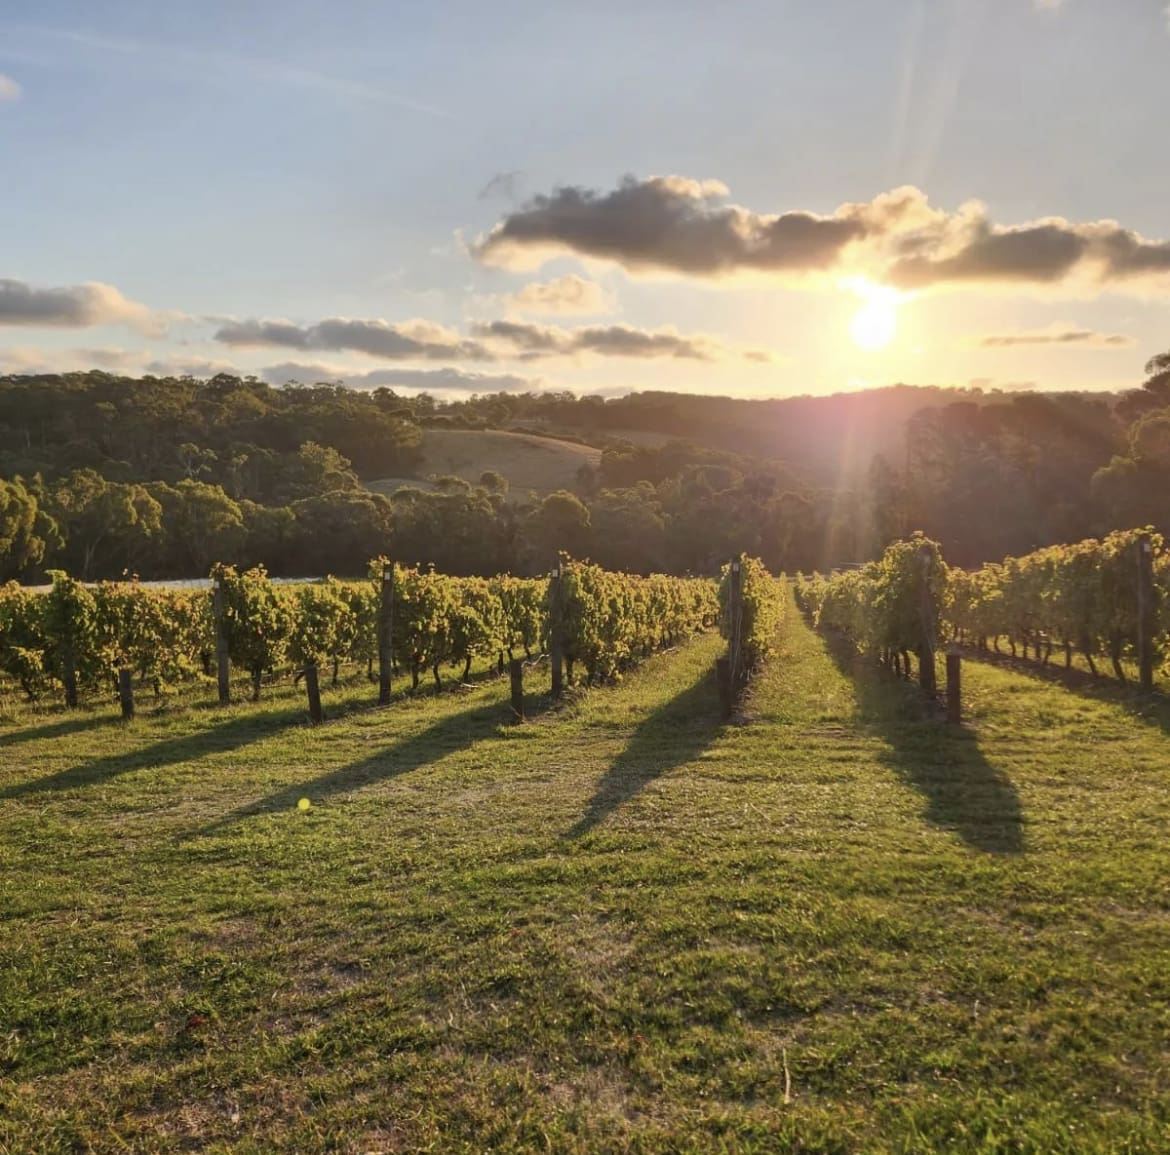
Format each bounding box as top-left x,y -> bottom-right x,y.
844,280 -> 903,351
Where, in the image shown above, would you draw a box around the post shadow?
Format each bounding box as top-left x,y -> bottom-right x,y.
566,665 -> 723,839
199,698 -> 512,834
0,706 -> 307,800
821,630 -> 1024,855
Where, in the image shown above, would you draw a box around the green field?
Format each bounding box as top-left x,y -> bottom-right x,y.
2,601 -> 1169,1152
368,428 -> 602,499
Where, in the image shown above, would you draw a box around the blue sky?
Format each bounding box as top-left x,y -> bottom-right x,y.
2,0 -> 1169,396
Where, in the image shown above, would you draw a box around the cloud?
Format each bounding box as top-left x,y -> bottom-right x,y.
1,345 -> 237,377
474,175 -> 1170,297
508,275 -> 613,316
214,317 -> 495,361
142,355 -> 240,377
0,74 -> 21,102
976,325 -> 1135,348
474,174 -> 884,277
259,361 -> 542,394
1033,0 -> 1065,10
0,346 -> 49,372
216,312 -> 774,364
478,171 -> 523,201
0,278 -> 161,331
71,347 -> 148,369
471,319 -> 775,363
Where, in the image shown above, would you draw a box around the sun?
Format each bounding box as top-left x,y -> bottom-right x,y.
846,281 -> 902,351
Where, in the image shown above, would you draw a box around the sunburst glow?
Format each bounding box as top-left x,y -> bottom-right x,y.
845,280 -> 903,351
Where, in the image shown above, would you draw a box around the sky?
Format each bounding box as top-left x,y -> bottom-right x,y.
2,0 -> 1169,399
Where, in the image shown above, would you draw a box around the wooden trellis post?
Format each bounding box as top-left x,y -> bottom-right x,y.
212,577 -> 231,705
510,658 -> 525,723
1137,533 -> 1155,693
549,559 -> 564,698
118,668 -> 135,720
378,560 -> 394,706
918,543 -> 937,697
945,649 -> 962,724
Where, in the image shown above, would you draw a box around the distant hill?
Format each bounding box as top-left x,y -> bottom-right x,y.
497,385 -> 1117,486
368,428 -> 601,497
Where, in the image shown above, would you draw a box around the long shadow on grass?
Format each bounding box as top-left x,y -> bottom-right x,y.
567,666 -> 722,839
201,697 -> 514,834
0,712 -> 120,750
957,645 -> 1170,738
821,631 -> 1024,855
0,706 -> 306,799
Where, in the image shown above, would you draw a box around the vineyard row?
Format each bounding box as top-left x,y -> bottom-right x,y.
0,559 -> 720,711
795,528 -> 1170,689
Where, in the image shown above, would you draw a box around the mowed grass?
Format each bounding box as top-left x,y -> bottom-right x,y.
2,603 -> 1170,1152
368,428 -> 602,498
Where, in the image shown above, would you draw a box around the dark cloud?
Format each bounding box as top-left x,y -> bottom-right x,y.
474,320 -> 566,355
0,278 -> 155,328
978,327 -> 1134,348
474,175 -> 884,276
888,222 -> 1090,288
214,317 -> 495,361
474,176 -> 1170,295
260,361 -> 541,393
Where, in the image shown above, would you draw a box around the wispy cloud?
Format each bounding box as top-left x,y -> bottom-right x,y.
478,171 -> 523,201
471,319 -> 776,363
214,317 -> 494,361
8,23 -> 451,118
0,346 -> 48,372
508,275 -> 613,317
260,361 -> 543,394
0,73 -> 21,101
975,325 -> 1134,348
214,310 -> 778,365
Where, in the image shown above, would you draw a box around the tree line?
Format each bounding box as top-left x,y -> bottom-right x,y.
2,357 -> 1169,582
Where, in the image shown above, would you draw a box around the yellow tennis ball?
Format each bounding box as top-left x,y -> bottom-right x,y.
297,798 -> 311,811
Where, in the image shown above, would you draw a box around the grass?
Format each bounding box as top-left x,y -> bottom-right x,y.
367,428 -> 602,499
2,600 -> 1170,1152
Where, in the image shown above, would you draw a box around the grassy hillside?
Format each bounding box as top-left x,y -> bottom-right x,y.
2,607 -> 1169,1151
368,428 -> 602,498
